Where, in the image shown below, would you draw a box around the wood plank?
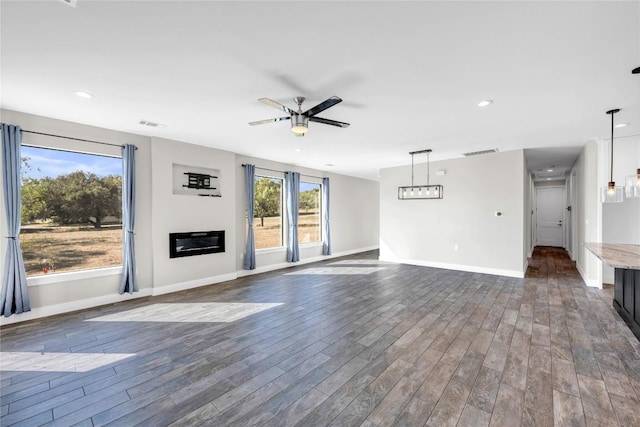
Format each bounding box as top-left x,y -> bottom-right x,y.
0,248 -> 638,427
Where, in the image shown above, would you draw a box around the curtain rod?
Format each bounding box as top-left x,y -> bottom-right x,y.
242,164 -> 325,180
21,130 -> 137,150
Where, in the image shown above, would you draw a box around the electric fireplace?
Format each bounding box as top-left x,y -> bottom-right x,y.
169,230 -> 225,258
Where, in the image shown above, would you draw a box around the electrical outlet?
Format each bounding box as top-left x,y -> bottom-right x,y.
454,244 -> 459,252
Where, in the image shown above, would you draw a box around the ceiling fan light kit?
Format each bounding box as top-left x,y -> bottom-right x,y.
249,95 -> 349,136
398,149 -> 443,200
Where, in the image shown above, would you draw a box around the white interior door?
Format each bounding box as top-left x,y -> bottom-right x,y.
536,187 -> 564,247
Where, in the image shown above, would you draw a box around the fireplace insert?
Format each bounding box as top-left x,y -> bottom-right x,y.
169,230 -> 225,258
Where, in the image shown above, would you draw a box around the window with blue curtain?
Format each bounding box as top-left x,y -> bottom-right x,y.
243,164 -> 256,269
119,144 -> 137,294
1,123 -> 31,316
322,177 -> 331,255
284,171 -> 300,262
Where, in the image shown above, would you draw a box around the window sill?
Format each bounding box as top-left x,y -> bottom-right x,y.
256,246 -> 286,255
300,242 -> 323,248
27,266 -> 122,287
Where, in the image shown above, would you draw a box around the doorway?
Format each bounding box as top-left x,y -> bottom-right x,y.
536,186 -> 565,247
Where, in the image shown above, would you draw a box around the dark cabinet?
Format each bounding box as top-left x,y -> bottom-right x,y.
613,267 -> 640,341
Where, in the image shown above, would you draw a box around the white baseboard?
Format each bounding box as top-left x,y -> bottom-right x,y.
1,246 -> 380,326
0,288 -> 153,327
152,273 -> 238,296
379,256 -> 525,278
237,245 -> 380,277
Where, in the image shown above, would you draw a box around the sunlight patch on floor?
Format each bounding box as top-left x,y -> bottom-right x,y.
86,302 -> 284,323
286,266 -> 387,275
0,352 -> 135,372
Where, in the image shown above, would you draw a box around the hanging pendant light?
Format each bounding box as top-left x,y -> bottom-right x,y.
625,168 -> 640,198
601,109 -> 624,203
398,149 -> 443,200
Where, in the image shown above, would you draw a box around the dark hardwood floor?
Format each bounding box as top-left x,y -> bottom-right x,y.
1,247 -> 640,426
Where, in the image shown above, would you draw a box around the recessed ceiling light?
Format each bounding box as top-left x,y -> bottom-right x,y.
477,100 -> 493,107
74,90 -> 93,99
614,123 -> 629,128
547,178 -> 552,181
547,169 -> 553,172
295,148 -> 301,152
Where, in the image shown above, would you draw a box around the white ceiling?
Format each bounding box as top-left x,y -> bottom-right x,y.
1,1 -> 639,181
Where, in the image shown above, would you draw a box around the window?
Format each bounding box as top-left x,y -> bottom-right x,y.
253,175 -> 283,249
299,181 -> 321,243
20,146 -> 123,276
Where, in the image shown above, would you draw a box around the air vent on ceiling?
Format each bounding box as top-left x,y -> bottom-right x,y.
139,120 -> 166,128
58,0 -> 78,7
462,148 -> 499,157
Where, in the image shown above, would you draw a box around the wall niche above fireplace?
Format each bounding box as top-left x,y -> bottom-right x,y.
172,163 -> 221,197
169,230 -> 225,258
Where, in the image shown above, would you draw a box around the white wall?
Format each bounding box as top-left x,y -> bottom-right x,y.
233,155 -> 379,273
601,136 -> 640,283
0,110 -> 379,325
379,149 -> 526,277
523,169 -> 534,263
574,140 -> 602,287
150,137 -> 237,294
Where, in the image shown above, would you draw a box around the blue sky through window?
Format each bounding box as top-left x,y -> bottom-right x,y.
300,182 -> 320,192
21,146 -> 122,179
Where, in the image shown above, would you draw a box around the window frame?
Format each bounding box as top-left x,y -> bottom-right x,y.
252,173 -> 286,252
298,179 -> 323,246
19,143 -> 124,281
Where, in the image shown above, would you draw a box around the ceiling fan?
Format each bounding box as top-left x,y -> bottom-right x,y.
249,96 -> 350,136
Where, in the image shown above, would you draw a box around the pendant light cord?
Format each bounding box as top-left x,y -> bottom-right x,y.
426,151 -> 430,186
610,110 -> 614,184
411,153 -> 415,187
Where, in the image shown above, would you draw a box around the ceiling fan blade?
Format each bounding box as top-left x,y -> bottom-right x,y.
259,98 -> 294,114
303,96 -> 343,117
308,116 -> 350,128
249,116 -> 290,126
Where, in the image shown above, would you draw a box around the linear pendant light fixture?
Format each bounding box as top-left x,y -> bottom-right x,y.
398,149 -> 443,200
601,109 -> 624,203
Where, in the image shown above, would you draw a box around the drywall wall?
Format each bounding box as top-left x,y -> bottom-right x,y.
601,136 -> 640,283
379,149 -> 526,277
574,140 -> 602,287
150,137 -> 237,293
523,169 -> 534,265
0,109 -> 380,324
234,154 -> 380,273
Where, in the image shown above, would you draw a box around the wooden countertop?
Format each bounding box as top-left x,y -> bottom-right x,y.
584,243 -> 640,269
